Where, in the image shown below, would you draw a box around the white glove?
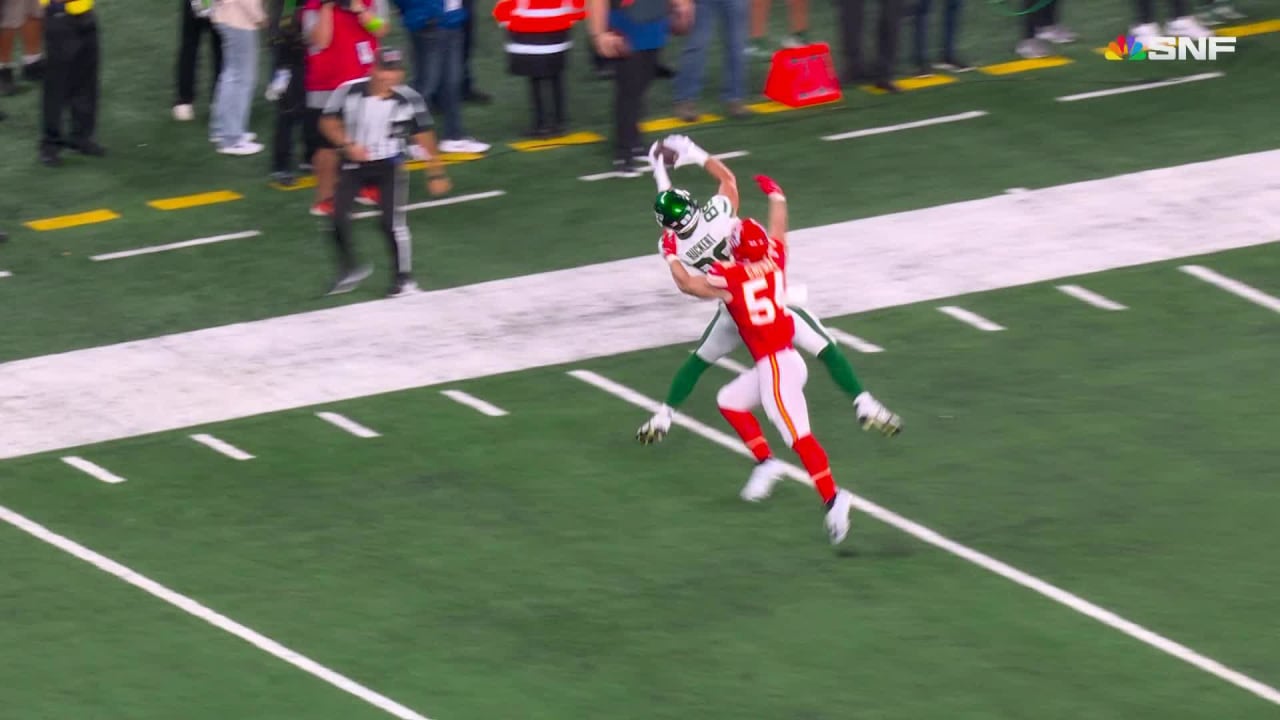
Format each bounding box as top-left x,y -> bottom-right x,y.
649,141 -> 673,191
663,134 -> 709,168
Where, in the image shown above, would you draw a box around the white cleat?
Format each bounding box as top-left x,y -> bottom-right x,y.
825,490 -> 855,545
636,406 -> 673,444
1165,15 -> 1213,39
854,392 -> 902,437
740,458 -> 786,502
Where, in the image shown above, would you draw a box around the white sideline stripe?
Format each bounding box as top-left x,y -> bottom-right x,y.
822,111 -> 988,142
827,327 -> 884,353
0,270 -> 11,279
1056,72 -> 1223,102
938,305 -> 1005,331
0,504 -> 433,720
440,390 -> 508,417
578,151 -> 750,182
1057,284 -> 1128,311
190,433 -> 254,460
61,456 -> 126,484
351,190 -> 506,220
713,357 -> 751,374
568,368 -> 1280,708
90,231 -> 261,261
316,412 -> 381,438
1181,265 -> 1280,313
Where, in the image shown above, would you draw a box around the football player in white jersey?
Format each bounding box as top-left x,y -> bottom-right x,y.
637,134 -> 902,446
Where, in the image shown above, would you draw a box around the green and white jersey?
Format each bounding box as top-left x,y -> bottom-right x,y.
669,194 -> 737,274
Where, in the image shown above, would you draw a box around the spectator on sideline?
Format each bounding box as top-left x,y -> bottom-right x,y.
588,0 -> 692,176
266,0 -> 315,184
1130,0 -> 1212,48
173,0 -> 221,121
211,0 -> 267,155
673,0 -> 747,122
303,0 -> 389,217
395,0 -> 490,154
836,0 -> 901,93
1015,0 -> 1075,59
911,0 -> 968,76
494,0 -> 584,139
39,0 -> 103,167
459,0 -> 490,103
0,0 -> 44,95
748,0 -> 805,56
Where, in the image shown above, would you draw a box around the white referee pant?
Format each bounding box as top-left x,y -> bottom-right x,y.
716,349 -> 812,447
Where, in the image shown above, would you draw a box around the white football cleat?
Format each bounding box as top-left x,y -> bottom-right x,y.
854,392 -> 902,437
1165,15 -> 1213,38
636,406 -> 673,444
824,489 -> 855,545
740,458 -> 786,502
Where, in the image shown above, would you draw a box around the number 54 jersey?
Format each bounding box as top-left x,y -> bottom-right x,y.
667,194 -> 739,273
705,243 -> 794,362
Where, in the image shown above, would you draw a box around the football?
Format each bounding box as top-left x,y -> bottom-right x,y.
654,143 -> 680,167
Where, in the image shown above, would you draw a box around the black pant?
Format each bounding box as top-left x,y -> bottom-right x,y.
271,44 -> 314,173
41,10 -> 99,152
332,159 -> 412,281
461,0 -> 476,94
1134,0 -> 1184,24
836,0 -> 901,84
176,0 -> 222,106
529,74 -> 566,131
1022,0 -> 1059,37
613,48 -> 658,160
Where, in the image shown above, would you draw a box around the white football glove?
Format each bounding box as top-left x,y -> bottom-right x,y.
663,134 -> 709,168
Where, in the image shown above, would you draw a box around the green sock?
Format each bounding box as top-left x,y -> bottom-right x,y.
664,354 -> 712,408
818,344 -> 864,400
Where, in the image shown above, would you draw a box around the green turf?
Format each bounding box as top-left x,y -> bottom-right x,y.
2,246 -> 1276,718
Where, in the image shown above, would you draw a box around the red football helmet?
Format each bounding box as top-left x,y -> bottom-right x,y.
731,218 -> 773,262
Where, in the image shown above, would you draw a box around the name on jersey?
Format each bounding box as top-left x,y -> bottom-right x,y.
685,234 -> 717,261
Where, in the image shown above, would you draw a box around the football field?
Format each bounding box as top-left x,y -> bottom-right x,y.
1,1 -> 1279,717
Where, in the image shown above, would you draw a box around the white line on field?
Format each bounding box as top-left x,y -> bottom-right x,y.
822,111 -> 988,142
937,305 -> 1005,331
316,412 -> 381,438
1056,284 -> 1127,311
1056,72 -> 1223,102
1181,265 -> 1280,313
61,456 -> 126,484
351,190 -> 506,220
827,327 -> 884,353
190,433 -> 255,460
440,390 -> 508,417
713,357 -> 751,374
567,368 -> 1280,708
578,151 -> 750,182
90,231 -> 261,262
0,504 -> 434,720
0,270 -> 12,279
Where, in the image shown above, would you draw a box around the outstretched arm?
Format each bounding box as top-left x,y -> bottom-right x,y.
666,254 -> 732,301
754,175 -> 787,243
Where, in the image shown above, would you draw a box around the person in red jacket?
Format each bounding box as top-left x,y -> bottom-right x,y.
493,0 -> 583,138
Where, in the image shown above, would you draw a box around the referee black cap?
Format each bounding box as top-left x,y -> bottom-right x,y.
376,47 -> 404,70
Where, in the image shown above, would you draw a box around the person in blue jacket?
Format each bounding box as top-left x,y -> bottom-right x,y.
393,0 -> 489,153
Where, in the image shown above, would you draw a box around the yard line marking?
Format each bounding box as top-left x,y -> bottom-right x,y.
579,151 -> 750,182
1181,265 -> 1280,313
978,55 -> 1073,76
861,73 -> 955,94
1057,284 -> 1127,311
440,390 -> 508,417
1056,72 -> 1223,102
24,208 -> 120,232
0,504 -> 434,720
0,270 -> 11,279
822,110 -> 987,142
190,433 -> 255,460
316,411 -> 381,438
713,357 -> 751,374
147,190 -> 243,211
937,305 -> 1005,331
827,327 -> 884,353
569,369 -> 1280,708
351,190 -> 506,220
61,456 -> 126,484
90,231 -> 261,262
639,113 -> 722,133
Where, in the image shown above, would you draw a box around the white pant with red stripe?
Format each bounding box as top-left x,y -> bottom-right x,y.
716,348 -> 811,446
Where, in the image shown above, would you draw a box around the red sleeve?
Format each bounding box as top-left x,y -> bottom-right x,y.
771,238 -> 787,270
705,262 -> 734,288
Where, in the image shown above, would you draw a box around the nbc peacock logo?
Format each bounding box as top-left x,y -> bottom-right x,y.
1105,35 -> 1147,60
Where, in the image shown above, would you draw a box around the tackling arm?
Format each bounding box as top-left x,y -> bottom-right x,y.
667,257 -> 733,301
754,175 -> 787,243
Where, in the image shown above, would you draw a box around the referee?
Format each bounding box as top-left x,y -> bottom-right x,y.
319,47 -> 451,298
39,0 -> 103,167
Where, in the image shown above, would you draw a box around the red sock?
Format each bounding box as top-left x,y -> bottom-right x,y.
720,407 -> 772,462
792,434 -> 836,503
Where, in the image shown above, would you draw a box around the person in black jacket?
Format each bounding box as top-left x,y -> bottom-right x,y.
40,0 -> 104,167
265,0 -> 314,184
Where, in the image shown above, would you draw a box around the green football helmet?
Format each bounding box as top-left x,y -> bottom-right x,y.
654,189 -> 698,235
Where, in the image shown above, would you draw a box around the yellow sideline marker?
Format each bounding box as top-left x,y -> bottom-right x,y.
863,73 -> 957,94
979,56 -> 1073,75
24,209 -> 120,231
640,113 -> 722,133
745,98 -> 840,113
271,153 -> 486,191
1217,19 -> 1280,37
509,131 -> 605,152
147,190 -> 243,211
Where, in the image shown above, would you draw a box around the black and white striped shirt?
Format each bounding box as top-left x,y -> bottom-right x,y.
321,78 -> 433,162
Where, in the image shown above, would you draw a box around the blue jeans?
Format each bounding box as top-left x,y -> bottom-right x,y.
913,0 -> 961,66
674,0 -> 747,104
210,24 -> 258,147
409,24 -> 465,140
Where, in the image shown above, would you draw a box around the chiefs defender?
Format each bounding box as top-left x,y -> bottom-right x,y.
664,175 -> 855,544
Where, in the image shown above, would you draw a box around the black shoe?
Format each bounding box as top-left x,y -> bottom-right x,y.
270,170 -> 297,187
529,125 -> 553,139
463,89 -> 492,104
21,59 -> 45,82
630,145 -> 648,159
0,229 -> 8,243
656,64 -> 675,79
0,68 -> 17,96
935,56 -> 973,72
71,140 -> 107,157
874,79 -> 902,94
39,149 -> 62,167
612,157 -> 645,178
387,276 -> 420,298
326,263 -> 373,296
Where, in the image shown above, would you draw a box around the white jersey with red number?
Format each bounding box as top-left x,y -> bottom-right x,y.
705,241 -> 793,361
660,194 -> 737,274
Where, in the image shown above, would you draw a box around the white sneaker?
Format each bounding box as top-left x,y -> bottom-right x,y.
824,489 -> 855,545
635,405 -> 673,444
854,392 -> 902,437
1015,38 -> 1051,59
1165,15 -> 1213,38
217,140 -> 264,156
210,132 -> 257,144
437,137 -> 490,154
1130,22 -> 1162,47
173,103 -> 195,121
265,69 -> 291,101
1035,24 -> 1077,44
740,458 -> 787,502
